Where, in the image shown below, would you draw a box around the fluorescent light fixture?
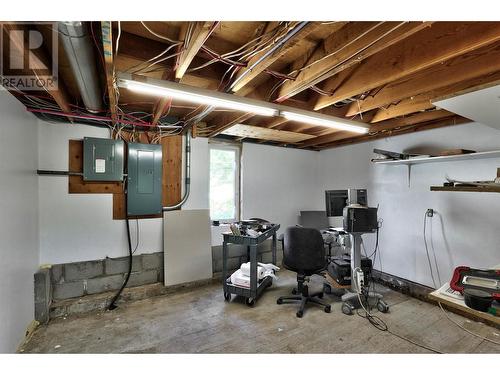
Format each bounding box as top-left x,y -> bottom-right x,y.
118,74 -> 278,117
281,110 -> 369,134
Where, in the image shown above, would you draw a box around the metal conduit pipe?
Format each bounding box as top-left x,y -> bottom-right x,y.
163,129 -> 191,211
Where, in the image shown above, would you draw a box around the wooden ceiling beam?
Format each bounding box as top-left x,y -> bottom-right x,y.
207,112 -> 255,137
370,69 -> 500,123
371,98 -> 435,123
315,22 -> 500,110
277,21 -> 432,102
316,116 -> 470,150
369,109 -> 456,133
229,22 -> 321,93
175,22 -> 218,80
345,41 -> 500,117
151,22 -> 217,125
101,21 -> 118,124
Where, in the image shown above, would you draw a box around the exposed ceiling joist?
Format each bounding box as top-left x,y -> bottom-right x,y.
314,22 -> 500,111
277,21 -> 432,102
101,21 -> 118,124
346,41 -> 500,117
150,22 -> 218,125
371,69 -> 500,123
368,110 -> 456,133
207,112 -> 254,137
175,22 -> 218,80
229,22 -> 321,93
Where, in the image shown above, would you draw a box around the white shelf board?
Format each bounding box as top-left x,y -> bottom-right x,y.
372,150 -> 500,166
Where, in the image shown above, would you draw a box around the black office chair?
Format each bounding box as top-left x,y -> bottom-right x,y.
277,227 -> 331,318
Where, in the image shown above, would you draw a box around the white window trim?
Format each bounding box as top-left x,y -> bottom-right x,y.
209,141 -> 241,223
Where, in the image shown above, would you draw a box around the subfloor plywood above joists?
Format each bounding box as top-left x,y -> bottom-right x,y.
222,124 -> 316,143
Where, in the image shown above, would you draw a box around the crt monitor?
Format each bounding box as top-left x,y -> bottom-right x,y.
325,189 -> 367,226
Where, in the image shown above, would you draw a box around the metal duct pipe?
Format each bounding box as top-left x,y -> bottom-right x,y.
163,130 -> 191,211
58,21 -> 103,113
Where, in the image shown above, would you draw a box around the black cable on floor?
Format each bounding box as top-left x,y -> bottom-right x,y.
108,217 -> 133,310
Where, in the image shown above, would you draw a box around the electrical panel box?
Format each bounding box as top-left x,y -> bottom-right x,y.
83,137 -> 124,181
127,143 -> 163,216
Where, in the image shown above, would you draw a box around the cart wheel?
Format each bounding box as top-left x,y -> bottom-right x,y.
377,300 -> 389,313
342,302 -> 353,315
291,288 -> 298,295
296,310 -> 304,318
323,284 -> 332,294
276,297 -> 283,305
224,292 -> 231,302
246,298 -> 255,307
324,305 -> 332,313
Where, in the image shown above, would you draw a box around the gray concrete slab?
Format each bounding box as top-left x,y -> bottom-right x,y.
20,270 -> 500,354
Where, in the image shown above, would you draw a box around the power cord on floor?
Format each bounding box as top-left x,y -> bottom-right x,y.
355,290 -> 444,353
438,302 -> 500,346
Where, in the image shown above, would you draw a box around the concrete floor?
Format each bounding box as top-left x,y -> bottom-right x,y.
21,270 -> 500,354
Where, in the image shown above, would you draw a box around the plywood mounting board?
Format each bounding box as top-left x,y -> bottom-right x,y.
222,124 -> 316,143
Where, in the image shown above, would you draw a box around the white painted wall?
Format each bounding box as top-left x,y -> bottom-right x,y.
318,122 -> 500,288
0,90 -> 39,352
241,142 -> 321,229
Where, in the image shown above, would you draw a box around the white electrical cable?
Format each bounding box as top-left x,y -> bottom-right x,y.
438,302 -> 500,345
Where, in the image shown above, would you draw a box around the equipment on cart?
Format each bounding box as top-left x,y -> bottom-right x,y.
327,188 -> 389,316
328,256 -> 372,286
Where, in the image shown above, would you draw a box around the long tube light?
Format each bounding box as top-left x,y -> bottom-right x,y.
118,73 -> 278,117
281,110 -> 369,134
118,73 -> 370,133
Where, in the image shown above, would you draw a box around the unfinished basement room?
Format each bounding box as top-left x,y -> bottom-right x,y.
1,1 -> 499,372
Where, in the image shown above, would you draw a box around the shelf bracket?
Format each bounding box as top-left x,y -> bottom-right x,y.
407,164 -> 412,188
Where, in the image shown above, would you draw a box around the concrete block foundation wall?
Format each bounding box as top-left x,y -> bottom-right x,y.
50,252 -> 164,301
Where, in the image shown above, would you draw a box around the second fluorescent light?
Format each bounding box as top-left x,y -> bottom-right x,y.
281,110 -> 369,134
119,76 -> 278,117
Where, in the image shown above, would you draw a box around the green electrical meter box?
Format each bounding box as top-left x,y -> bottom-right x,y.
83,137 -> 124,181
127,143 -> 163,216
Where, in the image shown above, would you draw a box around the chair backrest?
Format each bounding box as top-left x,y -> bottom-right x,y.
283,226 -> 326,275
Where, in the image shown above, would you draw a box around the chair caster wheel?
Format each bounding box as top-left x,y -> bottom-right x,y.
324,305 -> 331,313
323,284 -> 332,294
342,302 -> 353,315
276,298 -> 283,305
296,310 -> 303,318
224,292 -> 231,302
292,288 -> 298,295
377,300 -> 389,313
246,298 -> 255,307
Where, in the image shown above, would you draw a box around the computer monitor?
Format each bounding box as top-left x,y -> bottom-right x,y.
325,189 -> 367,226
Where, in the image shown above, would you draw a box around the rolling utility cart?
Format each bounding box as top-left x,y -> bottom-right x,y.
222,224 -> 280,306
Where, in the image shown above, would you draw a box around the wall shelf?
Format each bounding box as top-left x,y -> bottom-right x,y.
372,150 -> 500,187
430,185 -> 500,193
372,150 -> 500,166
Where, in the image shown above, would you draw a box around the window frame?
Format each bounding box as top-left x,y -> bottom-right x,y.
208,141 -> 241,224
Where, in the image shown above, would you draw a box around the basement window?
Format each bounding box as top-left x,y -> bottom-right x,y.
209,143 -> 241,223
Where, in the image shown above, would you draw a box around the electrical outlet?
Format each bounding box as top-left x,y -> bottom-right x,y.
426,208 -> 434,217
